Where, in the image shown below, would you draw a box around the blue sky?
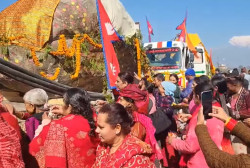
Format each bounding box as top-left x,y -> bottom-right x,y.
1,0 -> 250,68
119,0 -> 250,68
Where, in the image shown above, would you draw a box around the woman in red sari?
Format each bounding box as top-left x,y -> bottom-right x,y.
93,103 -> 155,168
29,88 -> 99,168
0,94 -> 24,168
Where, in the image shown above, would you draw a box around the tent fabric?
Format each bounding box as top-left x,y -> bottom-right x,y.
101,0 -> 136,37
0,0 -> 60,50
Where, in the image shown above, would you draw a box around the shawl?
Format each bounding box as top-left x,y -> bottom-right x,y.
93,134 -> 155,168
133,112 -> 163,161
0,112 -> 24,168
229,87 -> 250,120
119,84 -> 149,114
29,114 -> 98,168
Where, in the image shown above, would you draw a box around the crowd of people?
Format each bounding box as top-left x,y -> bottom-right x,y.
0,67 -> 250,168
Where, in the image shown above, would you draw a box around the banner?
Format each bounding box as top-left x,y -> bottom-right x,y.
96,0 -> 122,89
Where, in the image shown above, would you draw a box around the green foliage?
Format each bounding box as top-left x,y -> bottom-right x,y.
102,78 -> 114,103
0,46 -> 9,56
59,56 -> 75,73
89,58 -> 105,72
0,34 -> 10,56
43,44 -> 52,60
81,41 -> 90,55
0,34 -> 10,45
124,32 -> 142,46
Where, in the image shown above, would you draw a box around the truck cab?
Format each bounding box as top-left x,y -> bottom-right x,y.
144,39 -> 212,87
144,41 -> 191,73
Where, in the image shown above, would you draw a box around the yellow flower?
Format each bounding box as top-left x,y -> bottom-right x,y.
85,27 -> 88,31
82,18 -> 86,23
70,15 -> 74,18
63,8 -> 66,12
14,59 -> 19,64
3,56 -> 9,61
76,5 -> 79,9
71,2 -> 75,5
83,13 -> 87,17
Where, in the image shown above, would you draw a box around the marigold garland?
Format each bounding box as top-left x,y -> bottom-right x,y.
40,67 -> 61,81
50,33 -> 102,57
50,34 -> 67,56
134,38 -> 141,78
81,34 -> 103,48
71,40 -> 81,79
49,33 -> 102,79
8,36 -> 24,43
30,47 -> 40,66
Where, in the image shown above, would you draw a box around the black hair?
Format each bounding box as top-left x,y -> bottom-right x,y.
123,96 -> 135,104
194,75 -> 210,85
141,77 -> 154,93
169,74 -> 179,84
226,76 -> 243,86
194,83 -> 214,101
230,68 -> 240,77
63,88 -> 96,137
118,72 -> 134,84
122,96 -> 138,114
153,73 -> 165,82
215,68 -> 220,73
211,76 -> 227,94
99,103 -> 133,135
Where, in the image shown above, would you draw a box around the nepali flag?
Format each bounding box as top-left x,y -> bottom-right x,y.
96,0 -> 122,89
176,13 -> 187,42
176,17 -> 186,31
178,29 -> 186,42
146,17 -> 153,42
147,18 -> 154,35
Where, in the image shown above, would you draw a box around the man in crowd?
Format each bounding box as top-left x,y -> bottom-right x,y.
241,67 -> 250,90
180,68 -> 196,102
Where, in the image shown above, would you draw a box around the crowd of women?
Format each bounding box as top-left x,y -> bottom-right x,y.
0,68 -> 250,168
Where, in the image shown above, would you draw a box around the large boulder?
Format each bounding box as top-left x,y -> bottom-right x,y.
0,0 -> 138,97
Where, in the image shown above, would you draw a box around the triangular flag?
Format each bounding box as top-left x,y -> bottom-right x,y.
147,18 -> 154,35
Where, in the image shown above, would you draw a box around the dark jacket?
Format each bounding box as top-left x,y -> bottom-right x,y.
174,84 -> 181,104
195,122 -> 250,168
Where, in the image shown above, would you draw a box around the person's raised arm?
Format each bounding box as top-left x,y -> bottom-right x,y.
210,106 -> 250,146
195,106 -> 250,168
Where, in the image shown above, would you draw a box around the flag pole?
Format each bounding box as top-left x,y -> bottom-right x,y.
148,31 -> 151,42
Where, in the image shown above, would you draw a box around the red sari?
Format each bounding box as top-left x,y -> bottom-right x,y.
0,109 -> 24,168
29,114 -> 99,168
92,134 -> 156,168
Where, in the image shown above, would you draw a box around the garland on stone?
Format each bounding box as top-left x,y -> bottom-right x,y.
40,67 -> 61,81
30,47 -> 40,66
134,38 -> 141,78
49,33 -> 102,79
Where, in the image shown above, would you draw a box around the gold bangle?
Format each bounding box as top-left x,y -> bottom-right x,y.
225,117 -> 231,126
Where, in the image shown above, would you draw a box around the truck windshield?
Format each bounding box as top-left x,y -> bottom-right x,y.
146,47 -> 181,67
